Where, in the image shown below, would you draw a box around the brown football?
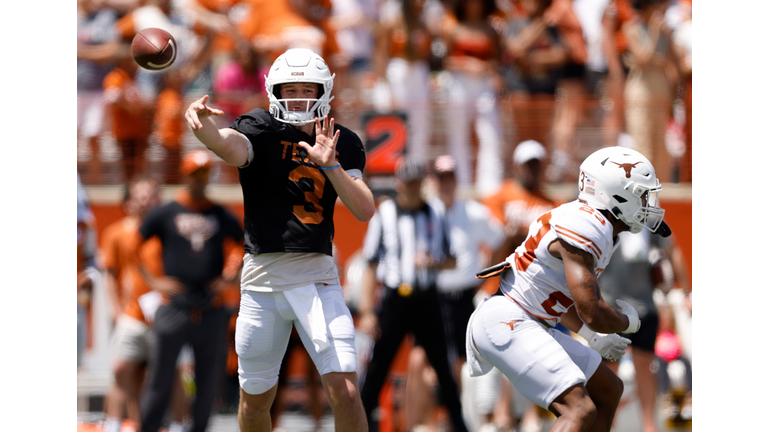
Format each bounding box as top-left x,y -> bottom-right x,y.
131,28 -> 177,71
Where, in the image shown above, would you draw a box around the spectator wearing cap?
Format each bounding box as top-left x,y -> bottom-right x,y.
483,140 -> 558,262
358,157 -> 469,432
136,149 -> 245,432
403,155 -> 506,431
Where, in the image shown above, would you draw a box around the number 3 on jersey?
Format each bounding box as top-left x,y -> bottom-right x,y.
289,165 -> 326,224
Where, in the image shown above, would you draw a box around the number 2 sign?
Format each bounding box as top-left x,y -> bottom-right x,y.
361,111 -> 409,174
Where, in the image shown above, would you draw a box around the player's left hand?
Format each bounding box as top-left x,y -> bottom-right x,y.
297,116 -> 341,169
588,332 -> 632,362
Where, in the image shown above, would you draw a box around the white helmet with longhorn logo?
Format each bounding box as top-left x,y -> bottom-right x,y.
264,48 -> 335,126
577,146 -> 665,234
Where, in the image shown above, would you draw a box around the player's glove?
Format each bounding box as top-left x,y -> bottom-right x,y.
616,299 -> 641,334
577,325 -> 632,362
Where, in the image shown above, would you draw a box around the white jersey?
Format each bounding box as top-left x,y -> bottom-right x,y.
499,200 -> 619,326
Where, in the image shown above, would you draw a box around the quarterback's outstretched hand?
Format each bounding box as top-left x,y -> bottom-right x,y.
298,116 -> 341,169
185,95 -> 224,131
617,299 -> 641,333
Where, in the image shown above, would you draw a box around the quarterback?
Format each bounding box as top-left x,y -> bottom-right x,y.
466,146 -> 668,431
184,48 -> 374,432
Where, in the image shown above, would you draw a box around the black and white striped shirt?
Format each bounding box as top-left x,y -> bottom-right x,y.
362,199 -> 452,290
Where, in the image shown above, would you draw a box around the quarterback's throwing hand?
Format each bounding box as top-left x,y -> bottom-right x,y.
298,116 -> 340,169
185,95 -> 224,131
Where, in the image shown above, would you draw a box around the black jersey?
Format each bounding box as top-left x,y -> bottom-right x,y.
230,109 -> 366,256
139,200 -> 244,306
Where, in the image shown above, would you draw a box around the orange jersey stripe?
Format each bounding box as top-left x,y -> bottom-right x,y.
554,226 -> 602,259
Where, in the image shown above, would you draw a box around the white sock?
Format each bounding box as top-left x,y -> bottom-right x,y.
103,418 -> 122,432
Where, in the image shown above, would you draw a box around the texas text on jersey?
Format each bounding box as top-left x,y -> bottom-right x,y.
230,108 -> 366,256
499,200 -> 620,326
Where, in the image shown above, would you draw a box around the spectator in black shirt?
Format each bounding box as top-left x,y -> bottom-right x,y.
137,149 -> 245,432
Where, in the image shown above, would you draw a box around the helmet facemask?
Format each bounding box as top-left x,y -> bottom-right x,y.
609,181 -> 665,234
268,82 -> 334,126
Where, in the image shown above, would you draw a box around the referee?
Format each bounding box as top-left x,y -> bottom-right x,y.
358,157 -> 469,432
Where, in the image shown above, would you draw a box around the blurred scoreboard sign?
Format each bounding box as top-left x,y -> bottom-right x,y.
361,110 -> 409,198
361,110 -> 408,174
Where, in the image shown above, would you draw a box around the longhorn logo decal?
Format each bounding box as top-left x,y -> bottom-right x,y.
611,161 -> 643,178
500,320 -> 523,331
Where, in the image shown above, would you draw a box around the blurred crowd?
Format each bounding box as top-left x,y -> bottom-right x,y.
77,0 -> 693,190
77,0 -> 693,431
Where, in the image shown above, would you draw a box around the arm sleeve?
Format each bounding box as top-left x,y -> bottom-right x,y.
229,110 -> 268,158
337,127 -> 366,173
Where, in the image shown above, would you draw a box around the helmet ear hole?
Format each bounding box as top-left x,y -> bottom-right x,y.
612,195 -> 627,203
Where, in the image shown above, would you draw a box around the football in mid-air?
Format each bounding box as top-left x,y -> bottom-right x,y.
131,28 -> 177,71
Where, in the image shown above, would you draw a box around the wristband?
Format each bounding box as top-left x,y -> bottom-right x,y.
577,324 -> 595,341
624,313 -> 640,334
321,162 -> 341,170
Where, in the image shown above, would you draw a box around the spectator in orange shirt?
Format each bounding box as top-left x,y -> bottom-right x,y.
238,0 -> 330,64
183,0 -> 245,68
154,71 -> 186,185
289,0 -> 350,75
482,140 -> 557,285
103,44 -> 154,183
101,176 -> 189,432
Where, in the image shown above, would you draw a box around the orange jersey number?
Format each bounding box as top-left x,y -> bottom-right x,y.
579,205 -> 606,225
289,165 -> 326,224
514,211 -> 553,272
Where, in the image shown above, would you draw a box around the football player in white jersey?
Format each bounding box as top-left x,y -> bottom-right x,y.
466,146 -> 669,432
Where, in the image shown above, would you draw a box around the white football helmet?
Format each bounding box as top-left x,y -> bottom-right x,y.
577,146 -> 665,234
264,48 -> 335,126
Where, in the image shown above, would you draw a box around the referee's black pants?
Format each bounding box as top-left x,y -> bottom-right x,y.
139,302 -> 229,432
360,285 -> 468,432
